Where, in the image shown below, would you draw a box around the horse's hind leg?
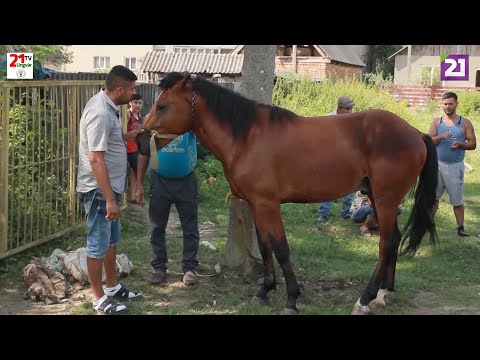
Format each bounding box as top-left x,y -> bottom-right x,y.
251,201 -> 300,314
352,204 -> 398,315
369,220 -> 401,309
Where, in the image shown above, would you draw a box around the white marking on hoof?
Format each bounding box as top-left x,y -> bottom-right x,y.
351,298 -> 371,315
280,308 -> 298,315
369,288 -> 389,309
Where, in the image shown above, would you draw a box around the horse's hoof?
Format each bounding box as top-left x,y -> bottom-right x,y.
251,296 -> 266,305
351,304 -> 371,315
351,298 -> 371,315
280,308 -> 298,315
369,289 -> 389,309
368,298 -> 385,309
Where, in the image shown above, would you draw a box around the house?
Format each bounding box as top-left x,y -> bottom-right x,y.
140,45 -> 367,84
140,51 -> 244,88
53,45 -> 239,82
388,45 -> 480,87
52,45 -> 154,82
232,45 -> 367,81
153,45 -> 237,54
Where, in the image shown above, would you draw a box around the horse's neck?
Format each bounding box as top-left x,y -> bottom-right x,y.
194,108 -> 236,168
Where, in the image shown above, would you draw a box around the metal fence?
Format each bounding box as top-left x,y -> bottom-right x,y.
0,80 -> 157,259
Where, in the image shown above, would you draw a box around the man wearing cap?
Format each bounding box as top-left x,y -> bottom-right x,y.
317,96 -> 356,223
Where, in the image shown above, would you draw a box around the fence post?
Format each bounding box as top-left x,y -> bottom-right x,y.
0,88 -> 9,253
68,85 -> 78,227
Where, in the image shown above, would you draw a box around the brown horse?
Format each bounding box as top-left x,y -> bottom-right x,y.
138,72 -> 439,315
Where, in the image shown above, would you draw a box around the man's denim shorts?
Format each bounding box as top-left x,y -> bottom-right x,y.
79,188 -> 121,259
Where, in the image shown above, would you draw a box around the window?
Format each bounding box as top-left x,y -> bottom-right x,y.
420,65 -> 440,85
93,56 -> 110,70
125,57 -> 136,70
173,46 -> 220,54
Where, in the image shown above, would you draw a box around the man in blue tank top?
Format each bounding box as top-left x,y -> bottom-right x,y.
428,92 -> 477,237
135,131 -> 200,286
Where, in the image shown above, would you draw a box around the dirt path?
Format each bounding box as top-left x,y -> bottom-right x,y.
0,202 -> 216,315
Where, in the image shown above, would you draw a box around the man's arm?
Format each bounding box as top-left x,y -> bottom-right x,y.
463,119 -> 477,150
135,154 -> 150,207
428,118 -> 451,144
452,118 -> 477,150
89,151 -> 120,221
123,128 -> 144,140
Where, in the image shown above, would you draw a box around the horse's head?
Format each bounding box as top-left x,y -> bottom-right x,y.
143,72 -> 194,143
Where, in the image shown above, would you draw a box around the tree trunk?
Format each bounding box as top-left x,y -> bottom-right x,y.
225,45 -> 276,277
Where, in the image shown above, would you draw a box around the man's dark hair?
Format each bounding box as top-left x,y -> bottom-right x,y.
105,65 -> 137,91
131,93 -> 142,101
442,91 -> 458,101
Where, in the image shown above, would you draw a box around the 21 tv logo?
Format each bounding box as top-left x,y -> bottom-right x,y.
440,54 -> 469,81
6,53 -> 34,79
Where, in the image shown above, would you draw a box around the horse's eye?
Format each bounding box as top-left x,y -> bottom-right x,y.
156,104 -> 167,112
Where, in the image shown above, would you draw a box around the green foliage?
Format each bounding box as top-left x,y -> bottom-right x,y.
8,100 -> 70,245
457,91 -> 480,117
272,75 -> 411,119
377,46 -> 401,74
195,154 -> 229,207
363,70 -> 394,86
420,66 -> 441,86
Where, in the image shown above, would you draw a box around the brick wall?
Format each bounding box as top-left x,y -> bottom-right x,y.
325,62 -> 362,81
276,58 -> 327,79
276,58 -> 362,81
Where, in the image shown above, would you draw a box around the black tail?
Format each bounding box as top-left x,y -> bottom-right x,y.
400,134 -> 439,256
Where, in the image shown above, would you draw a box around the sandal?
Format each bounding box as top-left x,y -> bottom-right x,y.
93,297 -> 127,315
107,284 -> 142,300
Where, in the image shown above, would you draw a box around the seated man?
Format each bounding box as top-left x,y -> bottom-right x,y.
350,191 -> 404,236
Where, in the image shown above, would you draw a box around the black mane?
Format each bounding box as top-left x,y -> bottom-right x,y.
158,72 -> 296,140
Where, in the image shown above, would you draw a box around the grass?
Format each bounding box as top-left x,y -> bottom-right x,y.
2,79 -> 480,315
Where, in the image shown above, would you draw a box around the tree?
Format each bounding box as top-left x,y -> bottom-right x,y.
225,45 -> 277,276
0,45 -> 73,66
365,45 -> 402,77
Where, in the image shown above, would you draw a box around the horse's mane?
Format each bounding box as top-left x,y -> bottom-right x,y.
159,72 -> 296,140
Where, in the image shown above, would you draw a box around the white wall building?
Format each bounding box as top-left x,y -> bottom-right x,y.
54,45 -> 237,82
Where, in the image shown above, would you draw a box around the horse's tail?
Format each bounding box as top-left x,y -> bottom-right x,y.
400,133 -> 439,256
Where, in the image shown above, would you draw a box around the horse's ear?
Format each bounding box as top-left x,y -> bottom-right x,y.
174,72 -> 192,91
181,72 -> 192,89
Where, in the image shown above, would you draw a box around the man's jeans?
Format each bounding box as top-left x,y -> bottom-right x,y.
317,192 -> 355,220
351,205 -> 375,223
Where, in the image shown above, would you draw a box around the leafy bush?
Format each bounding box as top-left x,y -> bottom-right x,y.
8,100 -> 70,245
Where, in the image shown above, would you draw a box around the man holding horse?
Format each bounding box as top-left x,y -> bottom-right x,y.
428,91 -> 476,237
135,105 -> 200,287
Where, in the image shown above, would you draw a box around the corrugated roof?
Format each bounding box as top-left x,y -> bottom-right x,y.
141,51 -> 244,74
319,45 -> 365,67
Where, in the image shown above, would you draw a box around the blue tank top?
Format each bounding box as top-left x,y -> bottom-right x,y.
436,116 -> 466,163
154,132 -> 197,178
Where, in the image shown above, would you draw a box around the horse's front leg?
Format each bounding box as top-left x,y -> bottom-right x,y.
251,200 -> 300,314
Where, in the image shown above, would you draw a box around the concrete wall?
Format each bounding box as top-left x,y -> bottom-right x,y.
57,45 -> 153,73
